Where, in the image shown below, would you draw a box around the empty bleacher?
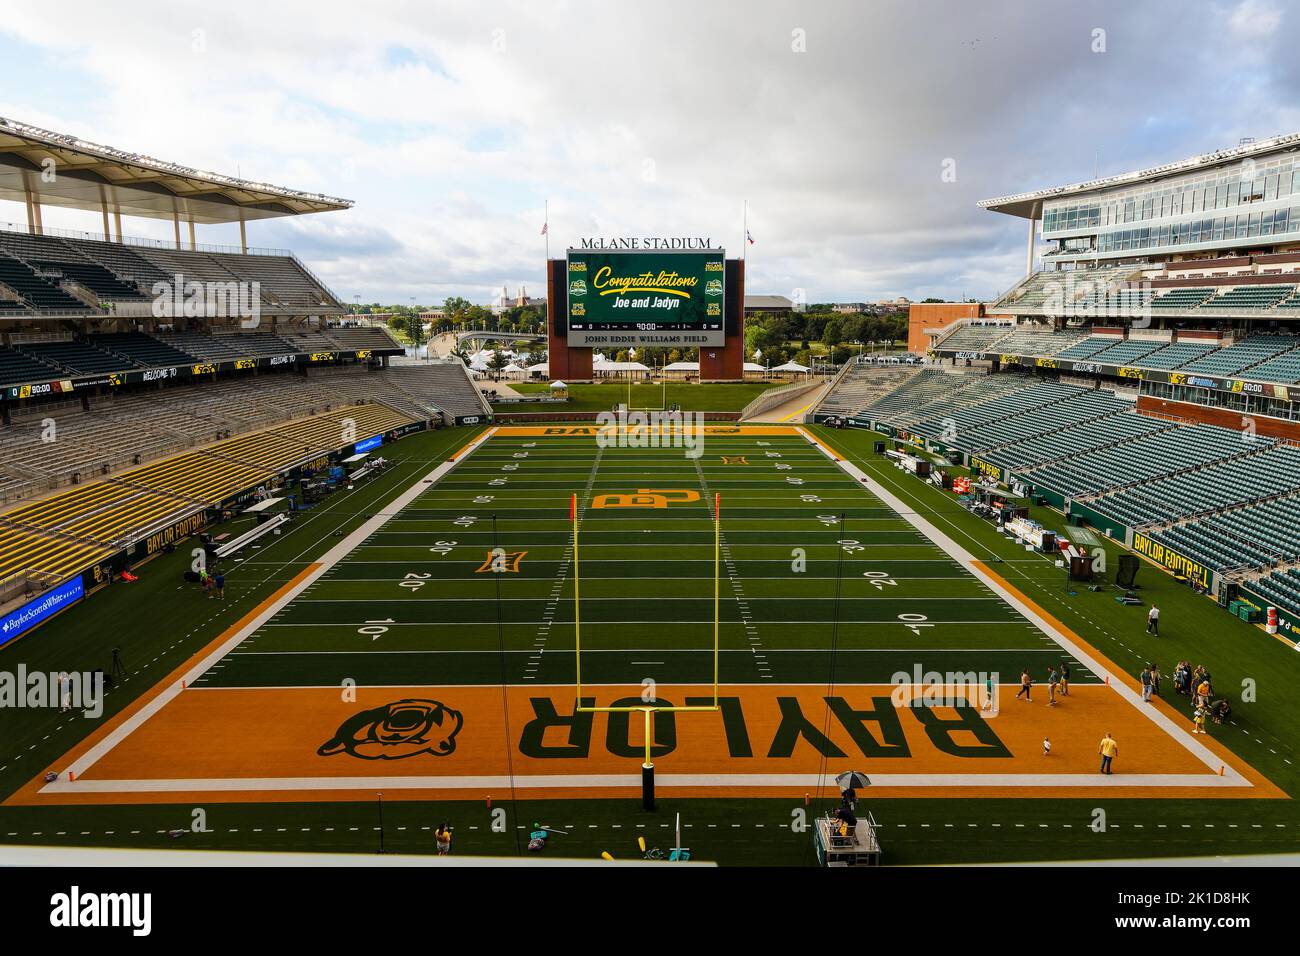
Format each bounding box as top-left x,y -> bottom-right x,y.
0,401 -> 420,593
816,365 -> 922,417
1149,497 -> 1300,573
1131,340 -> 1219,369
1087,443 -> 1300,528
1176,335 -> 1295,377
1250,566 -> 1300,613
17,339 -> 136,375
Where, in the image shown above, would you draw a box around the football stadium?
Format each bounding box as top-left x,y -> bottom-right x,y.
0,7 -> 1298,917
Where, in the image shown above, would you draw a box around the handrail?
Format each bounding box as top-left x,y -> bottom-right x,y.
0,220 -> 295,258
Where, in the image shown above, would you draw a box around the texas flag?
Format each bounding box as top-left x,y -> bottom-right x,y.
746,228 -> 755,245
541,221 -> 549,236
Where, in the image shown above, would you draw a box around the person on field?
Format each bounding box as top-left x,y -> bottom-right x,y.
1015,667 -> 1032,701
214,572 -> 226,600
1140,664 -> 1153,703
435,823 -> 452,855
1059,661 -> 1070,697
1099,733 -> 1118,774
1149,663 -> 1161,698
1042,736 -> 1051,757
1147,604 -> 1160,636
1047,666 -> 1060,706
1193,708 -> 1208,736
983,673 -> 995,711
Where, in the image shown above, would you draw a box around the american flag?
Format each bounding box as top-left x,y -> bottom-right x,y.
746,228 -> 754,245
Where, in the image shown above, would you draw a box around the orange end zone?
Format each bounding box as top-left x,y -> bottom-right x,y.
8,681 -> 1283,806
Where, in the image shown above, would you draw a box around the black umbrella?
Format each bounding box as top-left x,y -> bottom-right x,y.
835,771 -> 871,791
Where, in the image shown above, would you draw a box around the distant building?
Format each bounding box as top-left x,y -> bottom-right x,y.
744,294 -> 794,316
492,284 -> 546,314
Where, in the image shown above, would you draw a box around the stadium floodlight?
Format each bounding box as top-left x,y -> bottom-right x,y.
571,489 -> 721,810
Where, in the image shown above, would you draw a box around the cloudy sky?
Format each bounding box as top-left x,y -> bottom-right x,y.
2,0 -> 1297,305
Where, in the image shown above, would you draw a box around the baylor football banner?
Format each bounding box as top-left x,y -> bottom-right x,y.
565,248 -> 725,347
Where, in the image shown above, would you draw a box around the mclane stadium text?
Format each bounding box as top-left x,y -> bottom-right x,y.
577,237 -> 714,249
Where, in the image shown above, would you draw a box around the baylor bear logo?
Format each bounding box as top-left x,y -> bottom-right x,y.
318,699 -> 463,760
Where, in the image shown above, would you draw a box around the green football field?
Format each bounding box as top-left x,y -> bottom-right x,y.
206,426 -> 1092,689
2,421 -> 1299,865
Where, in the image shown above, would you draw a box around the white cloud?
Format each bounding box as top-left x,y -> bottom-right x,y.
2,0 -> 1298,304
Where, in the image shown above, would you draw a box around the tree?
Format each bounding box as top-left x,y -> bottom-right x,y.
487,349 -> 509,379
444,296 -> 472,316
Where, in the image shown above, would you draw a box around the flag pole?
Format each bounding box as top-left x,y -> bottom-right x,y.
572,492 -> 581,705
544,199 -> 550,262
713,491 -> 720,706
742,199 -> 747,261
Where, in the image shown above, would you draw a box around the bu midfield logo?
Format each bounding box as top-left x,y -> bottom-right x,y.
318,699 -> 463,759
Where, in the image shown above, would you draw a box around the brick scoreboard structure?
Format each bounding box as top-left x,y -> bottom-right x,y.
546,256 -> 746,381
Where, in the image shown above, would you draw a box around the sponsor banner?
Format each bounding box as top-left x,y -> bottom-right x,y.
929,350 -> 1300,399
5,379 -> 75,401
970,456 -> 1003,480
566,248 -> 726,348
354,433 -> 384,454
0,350 -> 409,403
1132,531 -> 1211,586
0,577 -> 84,648
453,415 -> 485,427
1236,587 -> 1300,641
391,421 -> 428,438
137,510 -> 210,558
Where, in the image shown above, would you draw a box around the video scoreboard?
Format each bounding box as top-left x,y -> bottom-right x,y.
565,248 -> 726,347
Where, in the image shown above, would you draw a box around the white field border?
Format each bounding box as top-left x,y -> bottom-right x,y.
36,424 -> 1250,798
795,426 -> 1247,788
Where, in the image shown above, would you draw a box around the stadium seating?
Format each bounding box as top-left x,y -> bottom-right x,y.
1085,339 -> 1166,366
1087,443 -> 1300,528
17,339 -> 136,375
816,365 -> 922,416
0,253 -> 91,313
980,410 -> 1169,472
1250,567 -> 1300,612
0,401 -> 419,592
1055,336 -> 1119,360
934,324 -> 1013,352
0,345 -> 57,387
0,226 -> 344,316
88,332 -> 198,367
1176,335 -> 1294,376
1131,340 -> 1218,369
1149,497 -> 1300,572
1024,421 -> 1249,500
1201,285 -> 1297,311
1150,288 -> 1217,310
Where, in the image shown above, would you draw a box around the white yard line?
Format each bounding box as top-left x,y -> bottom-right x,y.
38,771 -> 1249,795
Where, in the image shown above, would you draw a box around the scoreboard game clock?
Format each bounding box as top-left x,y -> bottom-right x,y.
565,248 -> 726,347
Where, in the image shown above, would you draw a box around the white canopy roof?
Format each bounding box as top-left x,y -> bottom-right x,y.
772,361 -> 810,372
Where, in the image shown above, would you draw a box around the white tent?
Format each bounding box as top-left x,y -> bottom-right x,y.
663,361 -> 699,372
772,361 -> 810,373
743,362 -> 766,372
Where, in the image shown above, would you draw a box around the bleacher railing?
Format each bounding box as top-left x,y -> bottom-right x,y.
0,220 -> 295,258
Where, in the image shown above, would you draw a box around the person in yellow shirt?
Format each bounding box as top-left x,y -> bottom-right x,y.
1099,733 -> 1118,774
434,823 -> 452,855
